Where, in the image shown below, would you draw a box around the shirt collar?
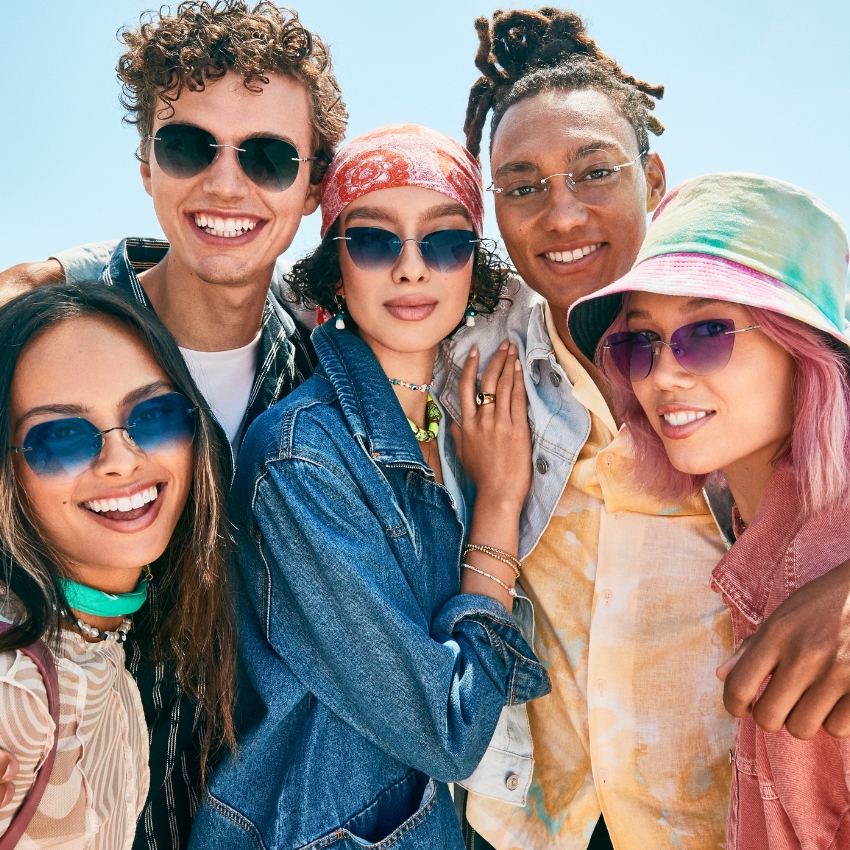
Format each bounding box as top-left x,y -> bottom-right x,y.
311,323 -> 429,468
543,302 -> 619,437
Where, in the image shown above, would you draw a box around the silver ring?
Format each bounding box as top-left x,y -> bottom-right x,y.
476,391 -> 496,406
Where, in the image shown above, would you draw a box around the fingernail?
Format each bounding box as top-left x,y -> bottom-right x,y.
499,341 -> 509,350
508,343 -> 517,354
470,344 -> 479,356
514,360 -> 521,371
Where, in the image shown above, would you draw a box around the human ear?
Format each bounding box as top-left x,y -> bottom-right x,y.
140,160 -> 153,199
644,152 -> 666,214
301,180 -> 322,216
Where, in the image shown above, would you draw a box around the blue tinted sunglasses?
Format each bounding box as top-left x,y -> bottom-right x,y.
334,227 -> 479,273
9,392 -> 197,479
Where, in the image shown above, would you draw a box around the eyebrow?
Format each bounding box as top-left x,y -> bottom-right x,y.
16,380 -> 174,431
494,141 -> 631,179
157,121 -> 299,150
626,298 -> 727,321
420,202 -> 470,225
343,202 -> 470,228
344,206 -> 398,225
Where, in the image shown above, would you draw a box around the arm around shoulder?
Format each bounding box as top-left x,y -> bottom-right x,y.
0,261 -> 64,306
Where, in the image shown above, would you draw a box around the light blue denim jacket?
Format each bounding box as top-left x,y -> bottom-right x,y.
189,323 -> 550,849
435,275 -> 591,559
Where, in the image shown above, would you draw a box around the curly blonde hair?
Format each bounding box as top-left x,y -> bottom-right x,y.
118,1 -> 348,182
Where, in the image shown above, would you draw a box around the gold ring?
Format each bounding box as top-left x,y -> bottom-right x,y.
476,391 -> 497,406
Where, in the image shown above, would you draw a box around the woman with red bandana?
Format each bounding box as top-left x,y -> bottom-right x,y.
188,125 -> 551,850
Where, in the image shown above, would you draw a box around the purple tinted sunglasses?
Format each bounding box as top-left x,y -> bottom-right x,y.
604,318 -> 761,382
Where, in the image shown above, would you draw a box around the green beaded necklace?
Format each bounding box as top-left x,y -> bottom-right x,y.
407,395 -> 441,443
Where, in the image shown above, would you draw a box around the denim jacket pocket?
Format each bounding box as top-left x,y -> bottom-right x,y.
301,776 -> 460,850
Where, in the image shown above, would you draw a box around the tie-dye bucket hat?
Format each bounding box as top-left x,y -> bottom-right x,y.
567,173 -> 850,361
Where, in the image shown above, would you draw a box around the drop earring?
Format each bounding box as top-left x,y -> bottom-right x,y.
333,294 -> 346,330
464,292 -> 478,328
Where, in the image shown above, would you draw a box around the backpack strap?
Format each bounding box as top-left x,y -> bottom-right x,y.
0,622 -> 60,848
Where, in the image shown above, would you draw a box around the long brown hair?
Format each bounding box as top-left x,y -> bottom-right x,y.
0,284 -> 236,775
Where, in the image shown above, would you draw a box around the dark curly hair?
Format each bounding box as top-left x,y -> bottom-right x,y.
118,1 -> 348,182
464,8 -> 664,159
286,221 -> 511,330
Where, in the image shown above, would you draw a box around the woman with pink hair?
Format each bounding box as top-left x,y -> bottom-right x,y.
567,172 -> 850,849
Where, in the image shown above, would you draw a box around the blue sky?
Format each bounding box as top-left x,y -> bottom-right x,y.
1,0 -> 848,269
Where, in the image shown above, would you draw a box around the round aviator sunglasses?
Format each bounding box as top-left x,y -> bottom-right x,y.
334,227 -> 480,274
148,123 -> 316,192
604,319 -> 761,382
9,393 -> 197,479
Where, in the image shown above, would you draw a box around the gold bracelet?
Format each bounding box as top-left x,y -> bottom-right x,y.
463,544 -> 522,578
462,563 -> 518,597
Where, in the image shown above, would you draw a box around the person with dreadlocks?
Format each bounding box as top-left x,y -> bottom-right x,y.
438,8 -> 850,850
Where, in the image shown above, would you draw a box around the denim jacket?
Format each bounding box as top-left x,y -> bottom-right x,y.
189,323 -> 550,850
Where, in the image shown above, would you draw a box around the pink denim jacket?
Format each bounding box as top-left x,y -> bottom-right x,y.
711,471 -> 850,849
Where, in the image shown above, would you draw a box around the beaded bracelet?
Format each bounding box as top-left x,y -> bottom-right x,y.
463,544 -> 522,578
462,563 -> 518,597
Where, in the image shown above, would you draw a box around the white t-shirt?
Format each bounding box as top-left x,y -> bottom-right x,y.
179,330 -> 262,445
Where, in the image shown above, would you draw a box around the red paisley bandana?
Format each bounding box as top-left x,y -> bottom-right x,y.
320,124 -> 485,237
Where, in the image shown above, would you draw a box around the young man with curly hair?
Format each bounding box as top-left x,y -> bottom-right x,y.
0,3 -> 346,848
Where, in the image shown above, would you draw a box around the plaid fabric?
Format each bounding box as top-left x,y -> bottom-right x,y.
99,237 -> 315,849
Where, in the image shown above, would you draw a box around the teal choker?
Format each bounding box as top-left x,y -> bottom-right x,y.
58,567 -> 150,617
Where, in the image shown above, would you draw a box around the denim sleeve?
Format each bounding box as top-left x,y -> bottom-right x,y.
49,240 -> 119,283
246,457 -> 551,782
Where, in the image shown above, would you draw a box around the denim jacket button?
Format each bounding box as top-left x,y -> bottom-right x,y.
549,370 -> 562,387
505,774 -> 520,791
536,457 -> 549,474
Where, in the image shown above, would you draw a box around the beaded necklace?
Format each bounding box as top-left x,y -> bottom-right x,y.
389,374 -> 435,394
407,395 -> 441,443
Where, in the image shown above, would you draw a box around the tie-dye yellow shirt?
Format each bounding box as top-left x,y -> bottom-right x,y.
467,305 -> 735,850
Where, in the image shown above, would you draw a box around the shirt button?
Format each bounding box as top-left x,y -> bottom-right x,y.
604,453 -> 614,465
601,589 -> 613,605
505,774 -> 519,791
536,457 -> 549,474
598,768 -> 609,784
596,679 -> 606,697
549,370 -> 562,387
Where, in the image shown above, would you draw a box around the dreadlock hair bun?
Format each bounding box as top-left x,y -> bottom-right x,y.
464,8 -> 664,159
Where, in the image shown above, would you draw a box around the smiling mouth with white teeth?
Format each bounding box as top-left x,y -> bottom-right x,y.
544,243 -> 602,264
84,485 -> 159,514
663,411 -> 709,426
193,215 -> 258,238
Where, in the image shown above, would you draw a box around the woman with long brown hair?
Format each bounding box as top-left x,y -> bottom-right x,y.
0,284 -> 235,847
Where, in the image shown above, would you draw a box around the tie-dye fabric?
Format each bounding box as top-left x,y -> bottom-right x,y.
466,308 -> 735,850
320,124 -> 485,237
567,173 -> 850,361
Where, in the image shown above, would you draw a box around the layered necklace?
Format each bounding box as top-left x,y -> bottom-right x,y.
58,564 -> 152,643
388,374 -> 442,444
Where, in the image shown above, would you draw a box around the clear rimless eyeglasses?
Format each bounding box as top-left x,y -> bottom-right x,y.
487,149 -> 648,209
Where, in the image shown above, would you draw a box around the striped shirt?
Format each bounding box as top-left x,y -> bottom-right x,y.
0,624 -> 149,848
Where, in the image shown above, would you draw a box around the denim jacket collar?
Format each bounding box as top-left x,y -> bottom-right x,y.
101,238 -> 316,477
311,323 -> 430,471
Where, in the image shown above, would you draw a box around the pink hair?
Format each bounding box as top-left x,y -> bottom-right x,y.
598,297 -> 850,518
